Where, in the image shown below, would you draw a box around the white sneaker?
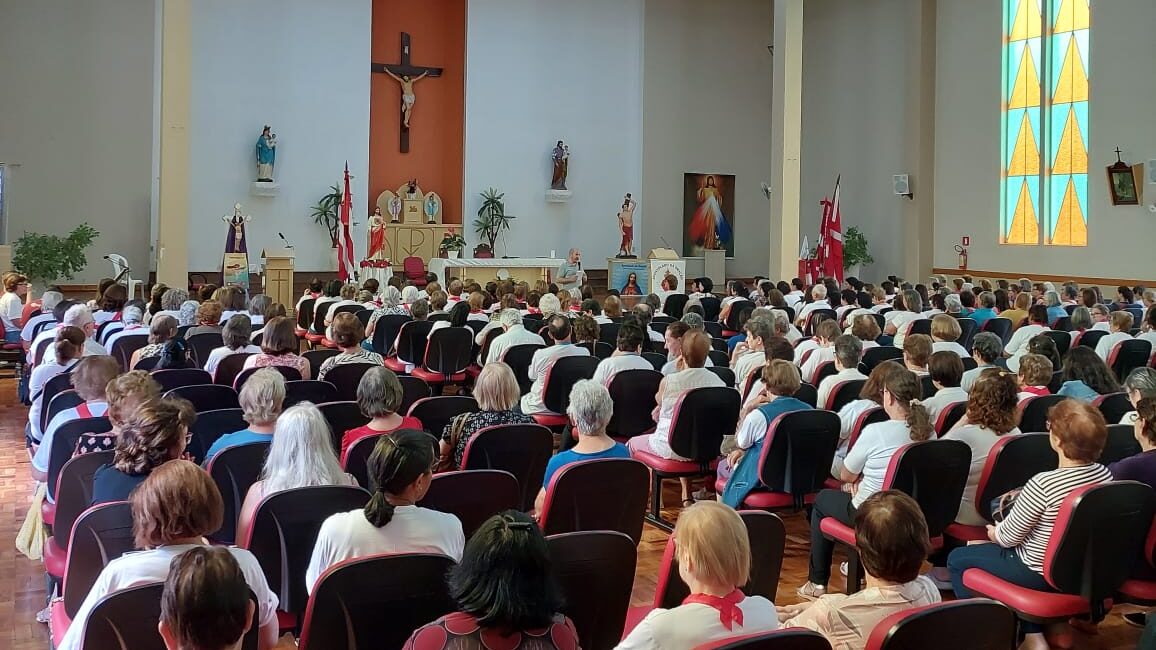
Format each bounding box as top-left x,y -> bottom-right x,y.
796,582 -> 826,601
839,561 -> 848,577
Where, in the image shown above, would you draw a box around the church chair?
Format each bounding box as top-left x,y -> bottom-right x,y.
383,320 -> 433,375
50,501 -> 134,627
1117,517 -> 1156,607
650,321 -> 671,337
1076,328 -> 1107,350
707,365 -> 737,387
354,308 -> 371,329
980,317 -> 1013,345
1017,394 -> 1067,432
176,324 -> 193,340
297,553 -> 455,650
607,369 -> 662,441
418,470 -> 520,538
305,305 -> 329,347
1053,315 -> 1072,332
598,322 -> 622,346
707,349 -> 731,368
903,318 -> 932,339
428,312 -> 451,323
402,256 -> 428,286
233,365 -> 301,393
466,327 -> 504,381
956,317 -> 979,352
213,352 -> 254,387
793,382 -> 818,407
316,401 -> 370,453
860,347 -> 904,373
501,343 -> 544,394
962,482 -> 1155,629
825,378 -> 866,412
944,433 -> 1057,543
530,355 -> 600,428
1102,423 -> 1143,465
461,423 -> 553,511
407,395 -> 479,440
185,331 -> 224,366
642,351 -> 667,372
283,379 -> 339,408
39,371 -> 74,432
934,400 -> 968,435
133,356 -> 160,371
150,368 -> 212,393
45,416 -> 113,507
700,296 -> 722,321
1042,330 -> 1071,358
844,407 -> 889,456
411,327 -> 473,388
302,348 -> 339,374
703,320 -> 724,339
464,320 -> 486,337
1094,391 -> 1133,425
186,407 -> 247,464
741,366 -> 764,401
397,375 -> 431,415
206,442 -> 269,545
813,360 -> 838,386
864,599 -> 1016,650
1047,369 -> 1064,394
961,357 -> 978,371
295,298 -> 316,337
241,485 -> 371,624
343,433 -> 383,488
919,375 -> 936,400
109,336 -> 148,372
95,319 -> 119,345
692,629 -> 833,650
592,340 -> 615,359
42,451 -> 115,582
44,389 -> 84,437
1108,338 -> 1152,381
631,387 -> 740,531
663,293 -> 689,319
163,383 -> 239,412
803,309 -> 838,337
1063,304 -> 1078,315
547,530 -> 637,650
539,458 -> 650,544
710,336 -> 729,352
722,299 -> 756,336
370,313 -> 411,356
323,362 -> 378,401
719,411 -> 840,513
822,440 -> 970,594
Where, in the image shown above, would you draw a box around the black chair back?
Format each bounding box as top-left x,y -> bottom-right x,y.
981,318 -> 1013,345
1053,316 -> 1072,332
1047,369 -> 1064,394
708,349 -> 731,367
214,352 -> 254,387
1018,394 -> 1067,432
62,502 -> 135,617
283,379 -> 339,407
371,314 -> 411,356
643,351 -> 667,372
407,396 -> 479,438
324,362 -> 378,400
186,332 -> 224,365
755,411 -> 840,509
464,320 -> 486,336
663,293 -> 689,319
110,336 -> 148,371
133,355 -> 160,371
317,401 -> 370,453
813,361 -> 838,386
695,630 -> 833,649
956,318 -> 979,352
541,356 -> 599,414
936,401 -> 969,434
886,440 -> 971,538
723,300 -> 757,332
1110,339 -> 1152,381
187,408 -> 248,464
296,298 -> 315,331
548,531 -> 637,650
233,364 -> 301,392
865,599 -> 1016,650
861,347 -> 904,373
343,432 -> 384,488
703,321 -> 724,339
302,348 -> 339,372
1077,328 -> 1107,349
244,485 -> 370,617
418,470 -> 520,538
793,382 -> 818,407
476,326 -> 504,364
462,423 -> 554,511
1103,423 -> 1144,465
667,387 -> 741,463
309,300 -> 329,334
707,365 -> 736,387
397,375 -> 431,414
697,296 -> 720,321
297,554 -> 455,650
206,441 -> 270,544
1043,330 -> 1071,358
47,416 -> 113,502
919,375 -> 936,400
975,433 -> 1058,522
78,583 -> 256,650
1095,392 -> 1133,425
539,458 -> 650,545
828,379 -> 867,412
502,343 -> 544,394
51,450 -> 115,558
421,327 -> 473,376
905,318 -> 932,338
394,320 -> 434,364
598,322 -> 622,346
354,308 -> 372,329
44,389 -> 84,433
607,369 -> 662,439
164,384 -> 239,412
39,371 -> 74,432
805,309 -> 838,336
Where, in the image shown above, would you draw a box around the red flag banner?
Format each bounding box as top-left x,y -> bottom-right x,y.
337,163 -> 357,281
822,177 -> 844,283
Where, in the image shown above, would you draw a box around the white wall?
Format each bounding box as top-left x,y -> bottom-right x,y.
188,0 -> 372,272
934,0 -> 1156,279
464,0 -> 644,266
0,0 -> 155,284
640,0 -> 774,278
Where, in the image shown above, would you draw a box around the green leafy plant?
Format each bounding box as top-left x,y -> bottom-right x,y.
439,231 -> 468,253
842,226 -> 874,269
311,185 -> 343,247
13,224 -> 100,284
473,188 -> 516,251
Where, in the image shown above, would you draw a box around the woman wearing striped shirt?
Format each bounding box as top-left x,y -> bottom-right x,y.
947,399 -> 1111,650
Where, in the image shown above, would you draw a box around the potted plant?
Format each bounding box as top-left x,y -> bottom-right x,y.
13,223 -> 100,285
439,229 -> 467,259
311,185 -> 342,268
473,187 -> 516,257
842,226 -> 874,279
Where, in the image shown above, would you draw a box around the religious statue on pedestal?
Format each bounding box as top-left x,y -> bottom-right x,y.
255,126 -> 277,182
617,193 -> 637,258
366,207 -> 387,261
376,181 -> 443,227
222,204 -> 252,289
551,140 -> 570,190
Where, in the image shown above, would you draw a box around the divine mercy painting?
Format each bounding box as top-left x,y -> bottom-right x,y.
683,173 -> 735,257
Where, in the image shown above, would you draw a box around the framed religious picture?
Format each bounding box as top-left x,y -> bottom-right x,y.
683,173 -> 735,257
1106,150 -> 1140,206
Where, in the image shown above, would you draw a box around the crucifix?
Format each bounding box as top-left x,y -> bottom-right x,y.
371,32 -> 443,153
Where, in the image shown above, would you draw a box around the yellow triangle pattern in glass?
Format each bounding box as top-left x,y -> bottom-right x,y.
1052,107 -> 1087,174
1007,181 -> 1039,244
1053,0 -> 1090,33
1008,48 -> 1041,109
1052,38 -> 1088,104
1010,0 -> 1042,41
1008,113 -> 1041,176
1050,177 -> 1087,246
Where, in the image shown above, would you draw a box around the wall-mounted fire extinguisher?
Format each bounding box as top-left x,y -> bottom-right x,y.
955,244 -> 968,270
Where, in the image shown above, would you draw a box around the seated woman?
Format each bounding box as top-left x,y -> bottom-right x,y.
160,546 -> 254,650
720,360 -> 811,507
249,302 -> 285,344
948,399 -> 1111,650
438,362 -> 533,471
1056,346 -> 1120,401
798,367 -> 933,599
1108,395 -> 1156,488
430,301 -> 471,336
1005,305 -> 1050,372
882,289 -> 923,347
849,313 -> 881,350
186,300 -> 224,337
204,314 -> 261,379
316,313 -> 383,381
236,403 -> 356,543
1000,291 -> 1032,331
831,361 -> 904,478
27,326 -> 85,444
930,314 -> 969,358
943,369 -> 1021,526
780,491 -> 941,648
919,351 -> 966,425
365,286 -> 408,340
572,314 -> 600,350
247,293 -> 271,327
618,501 -> 779,649
1016,353 -> 1054,403
242,316 -> 311,379
178,300 -> 200,328
534,380 -> 629,513
404,511 -> 578,650
92,398 -> 194,505
31,356 -> 125,482
203,368 -> 285,463
901,334 -> 932,375
131,314 -> 178,369
307,429 -> 464,591
341,366 -> 422,464
1121,368 -> 1156,424
55,461 -> 280,650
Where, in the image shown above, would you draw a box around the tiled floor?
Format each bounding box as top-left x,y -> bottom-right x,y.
0,379 -> 1144,649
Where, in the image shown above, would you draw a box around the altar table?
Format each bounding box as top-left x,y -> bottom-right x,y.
429,257 -> 567,285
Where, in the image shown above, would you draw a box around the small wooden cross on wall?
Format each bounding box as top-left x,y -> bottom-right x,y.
372,32 -> 443,154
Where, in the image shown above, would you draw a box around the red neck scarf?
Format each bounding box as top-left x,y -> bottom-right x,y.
1022,385 -> 1050,396
683,589 -> 745,630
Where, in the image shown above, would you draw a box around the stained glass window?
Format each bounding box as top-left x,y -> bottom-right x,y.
1001,0 -> 1089,247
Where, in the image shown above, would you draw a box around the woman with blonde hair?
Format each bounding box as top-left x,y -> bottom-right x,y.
30,356 -> 126,484
437,363 -> 533,471
603,295 -> 624,320
131,314 -> 179,369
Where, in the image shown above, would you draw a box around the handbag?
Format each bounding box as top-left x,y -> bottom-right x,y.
435,413 -> 471,473
990,488 -> 1022,524
16,483 -> 48,561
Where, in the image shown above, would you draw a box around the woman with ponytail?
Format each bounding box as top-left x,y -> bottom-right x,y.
797,367 -> 934,600
305,429 -> 464,593
27,326 -> 86,443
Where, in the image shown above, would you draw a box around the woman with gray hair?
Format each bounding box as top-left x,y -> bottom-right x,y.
340,366 -> 423,463
203,314 -> 262,378
365,285 -> 409,340
1122,368 -> 1156,424
178,300 -> 199,327
203,367 -> 285,463
944,293 -> 963,315
1070,305 -> 1093,334
1043,290 -> 1066,326
247,293 -> 271,326
533,379 -> 629,513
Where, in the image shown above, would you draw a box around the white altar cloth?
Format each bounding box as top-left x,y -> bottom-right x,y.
429,257 -> 567,283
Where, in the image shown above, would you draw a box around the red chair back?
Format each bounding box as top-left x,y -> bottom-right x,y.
607,369 -> 662,439
864,599 -> 1016,650
847,407 -> 887,452
52,450 -> 115,555
61,501 -> 135,617
187,408 -> 247,464
46,416 -> 113,503
323,362 -> 378,401
283,379 -> 339,407
538,458 -> 649,544
667,387 -> 741,463
754,411 -> 840,509
316,401 -> 370,453
933,401 -> 968,434
973,433 -> 1058,523
403,256 -> 427,285
693,629 -> 833,649
825,379 -> 866,411
206,442 -> 270,545
547,531 -> 637,650
882,440 -> 971,538
1017,394 -> 1067,432
461,423 -> 554,511
164,383 -> 239,412
418,470 -> 520,538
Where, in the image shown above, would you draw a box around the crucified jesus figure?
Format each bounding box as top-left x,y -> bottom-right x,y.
383,70 -> 429,128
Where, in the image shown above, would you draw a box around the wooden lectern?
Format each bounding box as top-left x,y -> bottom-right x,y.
261,248 -> 295,310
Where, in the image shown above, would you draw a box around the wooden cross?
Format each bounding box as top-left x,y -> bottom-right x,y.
372,32 -> 443,153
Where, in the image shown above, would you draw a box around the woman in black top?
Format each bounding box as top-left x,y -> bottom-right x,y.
92,398 -> 194,505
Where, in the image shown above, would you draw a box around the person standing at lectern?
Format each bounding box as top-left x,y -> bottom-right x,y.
555,248 -> 584,287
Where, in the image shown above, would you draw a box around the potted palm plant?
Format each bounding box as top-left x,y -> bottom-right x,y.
473,188 -> 516,257
842,226 -> 874,279
311,185 -> 342,268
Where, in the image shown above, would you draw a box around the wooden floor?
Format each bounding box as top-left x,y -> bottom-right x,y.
0,380 -> 1143,649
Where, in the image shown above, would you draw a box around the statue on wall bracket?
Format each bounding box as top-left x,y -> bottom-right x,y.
546,140 -> 573,203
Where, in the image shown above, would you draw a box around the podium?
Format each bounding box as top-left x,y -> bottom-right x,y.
261,248 -> 295,310
647,248 -> 685,295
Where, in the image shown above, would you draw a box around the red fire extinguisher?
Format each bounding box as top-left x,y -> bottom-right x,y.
955,244 -> 968,270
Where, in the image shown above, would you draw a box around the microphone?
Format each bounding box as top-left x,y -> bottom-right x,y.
660,236 -> 672,250
278,232 -> 294,248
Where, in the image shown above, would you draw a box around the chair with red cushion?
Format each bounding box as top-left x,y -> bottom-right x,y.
186,407 -> 247,464
214,352 -> 254,387
316,401 -> 370,453
233,365 -> 302,392
944,433 -> 1058,543
824,379 -> 866,411
720,411 -> 840,512
1017,394 -> 1066,432
323,362 -> 378,401
241,485 -> 370,625
298,553 -> 455,650
43,451 -> 116,581
933,401 -> 968,435
1103,423 -> 1143,464
402,256 -> 428,287
812,361 -> 838,386
418,470 -> 520,538
383,320 -> 434,375
548,530 -> 637,650
822,440 -> 970,593
461,423 -> 554,511
164,383 -> 239,412
283,380 -> 339,408
501,343 -> 544,394
45,416 -> 113,510
1118,517 -> 1156,607
607,369 -> 662,441
411,327 -> 473,389
538,458 -> 650,545
407,395 -> 479,440
722,300 -> 756,337
963,481 -> 1156,628
370,313 -> 412,356
1108,339 -> 1153,381
864,599 -> 1017,650
631,387 -> 740,531
693,629 -> 833,649
44,389 -> 84,434
295,298 -> 316,337
530,355 -> 599,428
1094,391 -> 1134,425
39,371 -> 75,432
206,442 -> 270,545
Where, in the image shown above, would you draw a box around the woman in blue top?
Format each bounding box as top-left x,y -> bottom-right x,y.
533,379 -> 629,514
969,291 -> 998,329
721,360 -> 811,508
1043,291 -> 1067,327
1057,346 -> 1120,402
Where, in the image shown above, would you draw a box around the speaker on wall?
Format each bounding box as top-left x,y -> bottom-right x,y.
1147,160 -> 1156,184
893,174 -> 913,199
